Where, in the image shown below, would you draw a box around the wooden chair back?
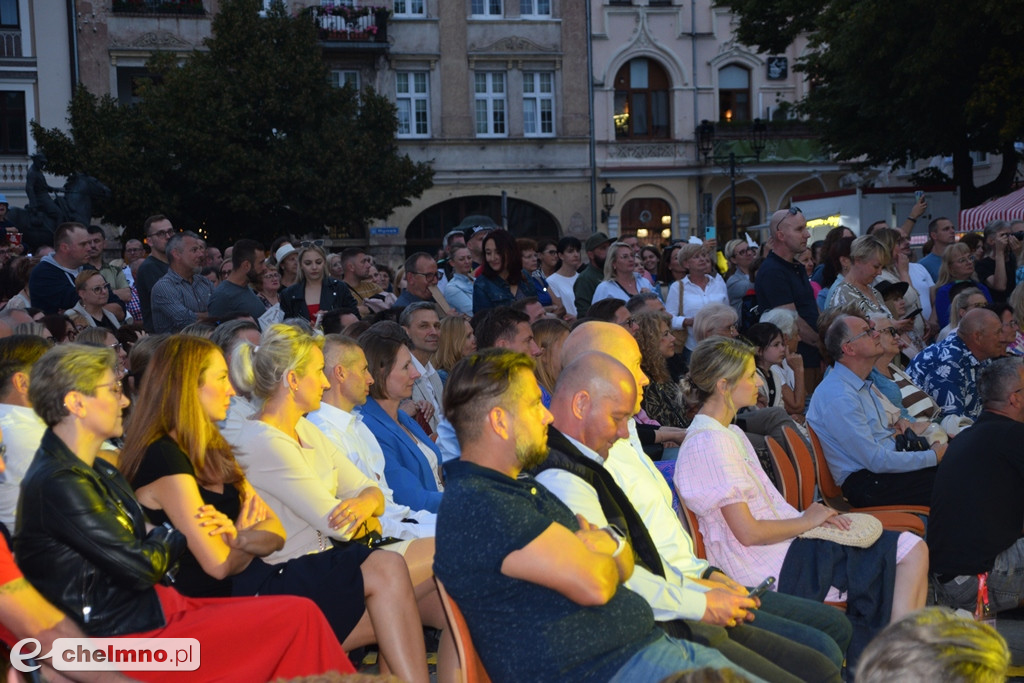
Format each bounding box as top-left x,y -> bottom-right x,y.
434,577 -> 492,683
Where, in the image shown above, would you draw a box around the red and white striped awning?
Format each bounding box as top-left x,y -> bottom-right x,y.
959,186 -> 1024,232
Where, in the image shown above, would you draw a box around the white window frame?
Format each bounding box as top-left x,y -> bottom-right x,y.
396,71 -> 430,138
519,0 -> 550,17
474,71 -> 507,138
522,71 -> 555,137
393,0 -> 425,16
329,70 -> 360,90
471,0 -> 502,17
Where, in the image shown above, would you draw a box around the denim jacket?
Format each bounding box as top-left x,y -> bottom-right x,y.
472,272 -> 537,313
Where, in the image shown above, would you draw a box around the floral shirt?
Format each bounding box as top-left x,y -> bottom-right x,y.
905,332 -> 987,420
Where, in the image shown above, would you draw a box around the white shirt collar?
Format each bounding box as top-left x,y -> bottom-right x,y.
409,353 -> 435,377
563,433 -> 605,466
311,400 -> 358,431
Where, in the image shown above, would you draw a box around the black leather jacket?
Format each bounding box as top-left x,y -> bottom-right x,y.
279,277 -> 360,321
14,429 -> 186,636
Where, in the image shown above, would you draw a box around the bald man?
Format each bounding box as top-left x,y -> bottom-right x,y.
907,307 -> 1007,423
534,352 -> 843,682
555,323 -> 852,669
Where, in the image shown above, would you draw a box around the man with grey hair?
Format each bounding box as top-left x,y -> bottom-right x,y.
393,251 -> 441,309
626,291 -> 665,315
929,356 -> 1024,616
149,230 -> 214,333
400,301 -> 443,432
307,334 -> 435,538
808,314 -> 945,507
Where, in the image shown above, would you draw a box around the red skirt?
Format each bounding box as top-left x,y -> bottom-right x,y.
125,585 -> 355,681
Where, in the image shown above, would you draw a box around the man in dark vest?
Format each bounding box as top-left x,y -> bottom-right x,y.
533,350 -> 848,682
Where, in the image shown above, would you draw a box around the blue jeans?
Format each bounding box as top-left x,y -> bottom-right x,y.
608,633 -> 768,683
754,589 -> 852,668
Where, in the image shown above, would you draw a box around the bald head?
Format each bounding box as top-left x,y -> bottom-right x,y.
551,352 -> 637,458
959,308 -> 1005,361
561,321 -> 649,413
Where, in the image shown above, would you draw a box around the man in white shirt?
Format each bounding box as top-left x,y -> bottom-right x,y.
0,335 -> 52,530
307,334 -> 435,539
399,302 -> 444,433
546,322 -> 852,671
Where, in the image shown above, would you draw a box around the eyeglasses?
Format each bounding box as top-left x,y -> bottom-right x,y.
877,327 -> 899,338
408,270 -> 439,282
300,240 -> 325,248
93,380 -> 123,398
844,326 -> 877,344
787,206 -> 803,216
543,249 -> 558,256
955,256 -> 976,266
147,229 -> 174,239
108,341 -> 124,352
86,285 -> 107,295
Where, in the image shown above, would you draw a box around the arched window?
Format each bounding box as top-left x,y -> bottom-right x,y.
714,195 -> 760,242
718,65 -> 751,122
613,58 -> 670,140
404,196 -> 559,255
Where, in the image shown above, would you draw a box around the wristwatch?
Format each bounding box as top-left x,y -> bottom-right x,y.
603,524 -> 627,558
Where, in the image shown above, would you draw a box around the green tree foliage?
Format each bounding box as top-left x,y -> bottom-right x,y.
32,0 -> 432,241
716,0 -> 1023,207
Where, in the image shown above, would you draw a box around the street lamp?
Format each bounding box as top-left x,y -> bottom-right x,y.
600,182 -> 617,223
696,118 -> 768,235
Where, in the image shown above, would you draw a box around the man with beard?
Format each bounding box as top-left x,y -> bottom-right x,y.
574,232 -> 614,317
207,239 -> 268,325
434,348 -> 750,682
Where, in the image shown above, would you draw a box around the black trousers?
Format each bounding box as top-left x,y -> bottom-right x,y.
841,466 -> 937,507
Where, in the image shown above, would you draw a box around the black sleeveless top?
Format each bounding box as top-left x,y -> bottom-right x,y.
133,436 -> 241,597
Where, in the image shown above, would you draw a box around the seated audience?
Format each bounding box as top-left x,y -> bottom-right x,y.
634,310 -> 687,429
434,348 -> 754,682
906,307 -> 1005,422
430,314 -> 476,386
808,314 -> 945,507
531,317 -> 570,402
356,323 -> 444,513
676,336 -> 928,666
400,302 -> 444,433
220,325 -> 433,682
746,322 -> 805,426
929,357 -> 1024,616
536,351 -> 848,682
14,343 -> 353,680
0,335 -> 50,531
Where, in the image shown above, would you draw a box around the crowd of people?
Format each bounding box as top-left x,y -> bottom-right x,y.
0,203 -> 1019,681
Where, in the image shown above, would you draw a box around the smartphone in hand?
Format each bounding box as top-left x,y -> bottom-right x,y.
747,576 -> 776,599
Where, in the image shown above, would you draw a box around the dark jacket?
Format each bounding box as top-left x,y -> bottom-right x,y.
279,277 -> 360,321
532,427 -> 665,577
14,429 -> 186,636
472,271 -> 537,313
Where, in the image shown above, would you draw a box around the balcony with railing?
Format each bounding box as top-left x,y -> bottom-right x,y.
0,30 -> 21,57
308,4 -> 389,49
112,0 -> 206,16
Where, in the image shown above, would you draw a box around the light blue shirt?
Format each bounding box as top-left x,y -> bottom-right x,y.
807,362 -> 938,485
444,273 -> 474,315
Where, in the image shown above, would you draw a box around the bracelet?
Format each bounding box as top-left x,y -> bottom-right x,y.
906,216 -> 918,222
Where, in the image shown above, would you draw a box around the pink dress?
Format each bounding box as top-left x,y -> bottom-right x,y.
674,415 -> 796,587
675,414 -> 919,597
